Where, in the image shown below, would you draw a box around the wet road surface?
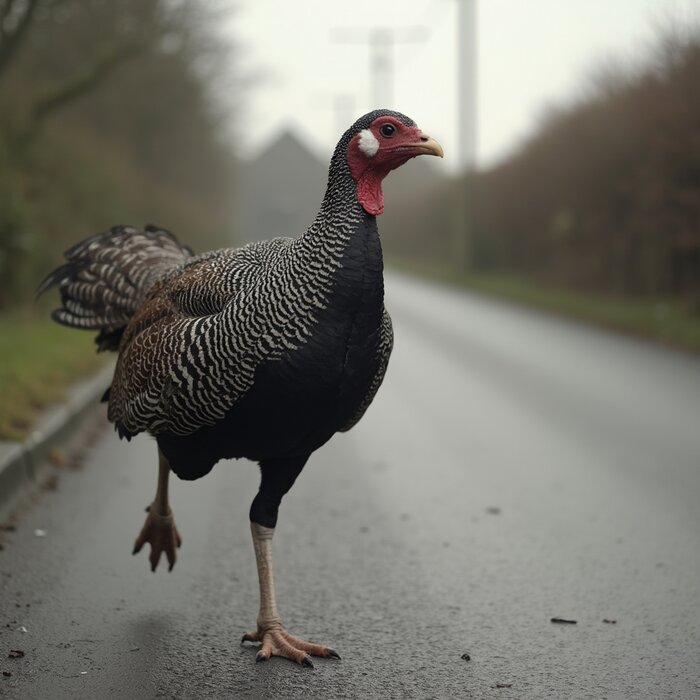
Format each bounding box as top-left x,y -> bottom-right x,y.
2,273 -> 700,699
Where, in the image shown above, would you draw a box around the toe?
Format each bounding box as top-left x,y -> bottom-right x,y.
280,630 -> 340,659
165,540 -> 177,571
274,635 -> 310,666
132,512 -> 181,572
241,631 -> 260,644
132,525 -> 149,555
242,625 -> 336,667
149,546 -> 161,572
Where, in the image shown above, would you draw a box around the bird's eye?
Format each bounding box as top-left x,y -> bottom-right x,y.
379,123 -> 396,138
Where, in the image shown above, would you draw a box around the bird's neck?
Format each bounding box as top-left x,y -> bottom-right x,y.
298,158 -> 385,306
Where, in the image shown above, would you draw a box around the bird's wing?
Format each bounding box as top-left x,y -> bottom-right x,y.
107,238 -> 293,438
339,308 -> 394,433
155,238 -> 291,317
38,225 -> 193,346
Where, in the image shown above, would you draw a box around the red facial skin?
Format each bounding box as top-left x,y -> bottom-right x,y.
346,116 -> 436,216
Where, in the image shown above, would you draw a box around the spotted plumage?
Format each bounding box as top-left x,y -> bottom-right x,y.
39,110 -> 442,667
41,110 -> 435,466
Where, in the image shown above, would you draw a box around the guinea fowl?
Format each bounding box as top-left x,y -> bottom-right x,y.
39,110 -> 443,666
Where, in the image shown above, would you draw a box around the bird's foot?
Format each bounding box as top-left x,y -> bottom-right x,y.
241,624 -> 340,667
132,503 -> 182,572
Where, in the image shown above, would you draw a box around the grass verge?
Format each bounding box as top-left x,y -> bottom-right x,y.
389,260 -> 700,354
0,310 -> 108,441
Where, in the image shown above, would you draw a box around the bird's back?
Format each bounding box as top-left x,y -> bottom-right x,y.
149,227 -> 391,479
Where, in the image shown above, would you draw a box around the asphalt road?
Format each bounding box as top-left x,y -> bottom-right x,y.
2,272 -> 700,699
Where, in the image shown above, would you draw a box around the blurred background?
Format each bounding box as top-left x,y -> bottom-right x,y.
1,0 -> 699,438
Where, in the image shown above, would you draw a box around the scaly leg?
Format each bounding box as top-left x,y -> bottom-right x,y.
132,447 -> 182,571
241,457 -> 340,667
242,523 -> 340,667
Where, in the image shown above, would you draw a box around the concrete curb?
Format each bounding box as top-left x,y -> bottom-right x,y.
0,362 -> 115,521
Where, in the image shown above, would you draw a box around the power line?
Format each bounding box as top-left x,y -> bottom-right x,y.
332,26 -> 428,108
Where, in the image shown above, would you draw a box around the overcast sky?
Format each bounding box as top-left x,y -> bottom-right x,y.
227,0 -> 697,171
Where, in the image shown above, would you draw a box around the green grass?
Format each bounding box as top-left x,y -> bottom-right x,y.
0,310 -> 108,441
390,259 -> 700,354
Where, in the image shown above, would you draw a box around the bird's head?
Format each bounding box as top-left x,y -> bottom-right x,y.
343,110 -> 443,216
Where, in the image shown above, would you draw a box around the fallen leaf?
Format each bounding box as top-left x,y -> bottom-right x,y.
48,449 -> 67,467
42,475 -> 59,492
8,650 -> 24,659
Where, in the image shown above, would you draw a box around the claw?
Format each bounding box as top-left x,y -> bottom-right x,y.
243,625 -> 336,667
132,504 -> 182,572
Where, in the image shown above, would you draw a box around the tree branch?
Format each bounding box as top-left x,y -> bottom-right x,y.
23,40 -> 141,140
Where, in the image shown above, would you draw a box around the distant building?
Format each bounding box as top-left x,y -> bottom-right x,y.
232,128 -> 328,244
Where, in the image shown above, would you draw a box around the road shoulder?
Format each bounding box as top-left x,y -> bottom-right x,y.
0,363 -> 114,522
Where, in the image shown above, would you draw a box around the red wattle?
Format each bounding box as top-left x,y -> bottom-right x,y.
356,169 -> 387,216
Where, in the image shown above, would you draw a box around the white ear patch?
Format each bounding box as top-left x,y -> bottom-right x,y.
358,129 -> 379,157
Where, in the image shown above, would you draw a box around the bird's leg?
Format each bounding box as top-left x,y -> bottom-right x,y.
243,523 -> 340,667
241,458 -> 340,667
132,447 -> 182,572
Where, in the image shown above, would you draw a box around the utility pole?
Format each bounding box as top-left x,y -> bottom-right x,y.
332,26 -> 428,108
457,0 -> 477,171
451,0 -> 477,272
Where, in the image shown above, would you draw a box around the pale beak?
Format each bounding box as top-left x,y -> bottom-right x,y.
412,134 -> 444,158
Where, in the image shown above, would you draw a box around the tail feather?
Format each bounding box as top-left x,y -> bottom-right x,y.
39,224 -> 192,350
